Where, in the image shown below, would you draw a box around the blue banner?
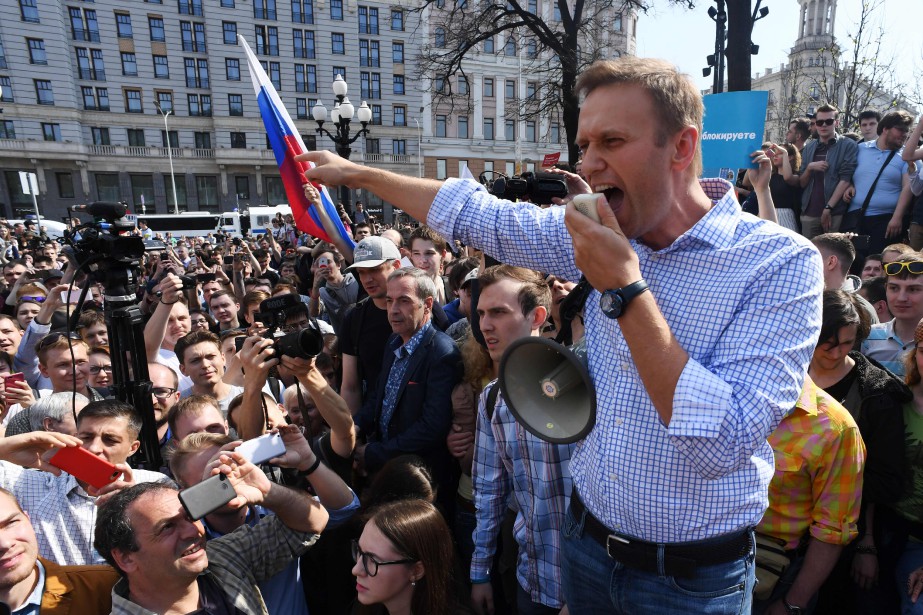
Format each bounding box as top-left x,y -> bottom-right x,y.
701,90 -> 768,178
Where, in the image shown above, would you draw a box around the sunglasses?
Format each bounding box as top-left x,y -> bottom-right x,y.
884,261 -> 923,276
815,119 -> 836,127
35,331 -> 81,353
350,540 -> 417,577
18,296 -> 46,304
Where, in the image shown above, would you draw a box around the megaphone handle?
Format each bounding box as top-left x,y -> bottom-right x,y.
540,361 -> 582,399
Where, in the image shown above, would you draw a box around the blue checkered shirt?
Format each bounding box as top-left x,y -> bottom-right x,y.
861,318 -> 914,378
472,382 -> 574,608
429,178 -> 823,543
380,323 -> 431,439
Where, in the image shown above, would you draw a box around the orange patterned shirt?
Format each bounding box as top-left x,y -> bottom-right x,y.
757,375 -> 866,549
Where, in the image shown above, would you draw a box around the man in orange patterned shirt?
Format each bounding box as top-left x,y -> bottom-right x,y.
754,375 -> 866,615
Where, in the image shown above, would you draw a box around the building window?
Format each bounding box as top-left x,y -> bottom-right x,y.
116,13 -> 133,38
435,28 -> 445,48
435,115 -> 447,138
226,58 -> 240,80
484,118 -> 494,140
333,66 -> 346,81
483,37 -> 494,53
253,0 -> 276,20
34,80 -> 53,105
330,0 -> 342,19
177,0 -> 203,16
371,104 -> 382,125
553,2 -> 560,20
436,159 -> 447,179
20,0 -> 39,22
295,64 -> 316,93
196,176 -> 219,211
360,40 -> 379,67
505,79 -> 515,99
296,98 -> 308,119
526,81 -> 536,100
261,61 -> 280,89
550,123 -> 560,143
504,119 -> 514,140
393,75 -> 405,95
359,6 -> 379,33
131,175 -> 156,211
235,176 -> 250,200
505,36 -> 516,56
92,127 -> 111,145
292,0 -> 313,23
392,41 -> 404,64
484,160 -> 493,173
394,105 -> 406,126
125,89 -> 142,112
96,174 -> 120,202
255,25 -> 279,55
0,77 -> 13,102
178,22 -> 205,52
392,139 -> 406,155
27,39 -> 47,64
458,116 -> 468,138
83,87 -> 110,111
526,120 -> 536,142
228,94 -> 243,116
0,121 -> 15,139
149,17 -> 165,42
194,132 -> 211,149
223,22 -> 237,45
434,76 -> 445,94
188,94 -> 211,116
294,30 -> 315,58
121,53 -> 138,76
614,13 -> 622,31
331,33 -> 345,54
457,75 -> 468,95
230,132 -> 247,148
366,138 -> 379,154
57,173 -> 75,199
185,58 -> 209,88
221,0 -> 234,6
154,55 -> 169,78
42,123 -> 61,141
390,9 -> 403,30
127,128 -> 145,146
484,78 -> 494,97
70,8 -> 100,42
156,91 -> 173,113
161,130 -> 178,148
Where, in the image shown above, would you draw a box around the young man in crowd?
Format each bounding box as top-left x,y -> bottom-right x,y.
166,395 -> 230,442
143,273 -> 193,390
862,253 -> 923,376
409,226 -> 451,305
174,330 -> 243,416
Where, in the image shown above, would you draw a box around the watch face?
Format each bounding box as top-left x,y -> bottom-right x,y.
600,290 -> 624,318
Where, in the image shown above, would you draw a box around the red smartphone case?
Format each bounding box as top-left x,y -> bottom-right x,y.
48,447 -> 122,489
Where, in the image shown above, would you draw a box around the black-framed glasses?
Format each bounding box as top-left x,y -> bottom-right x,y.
815,118 -> 836,127
151,387 -> 178,399
351,540 -> 417,577
89,365 -> 113,375
884,261 -> 923,276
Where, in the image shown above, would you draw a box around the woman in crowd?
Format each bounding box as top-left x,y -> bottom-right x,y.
87,345 -> 112,389
352,498 -> 473,614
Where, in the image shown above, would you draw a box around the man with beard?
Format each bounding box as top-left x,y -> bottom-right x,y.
0,485 -> 118,613
149,362 -> 181,449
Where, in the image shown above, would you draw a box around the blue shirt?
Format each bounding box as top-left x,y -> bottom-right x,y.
429,178 -> 823,543
472,382 -> 574,608
849,140 -> 907,216
380,322 -> 432,439
862,318 -> 914,378
12,559 -> 44,615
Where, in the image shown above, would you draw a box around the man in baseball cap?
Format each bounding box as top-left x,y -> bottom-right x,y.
346,236 -> 402,271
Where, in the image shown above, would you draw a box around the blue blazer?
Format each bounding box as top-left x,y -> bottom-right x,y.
360,324 -> 463,476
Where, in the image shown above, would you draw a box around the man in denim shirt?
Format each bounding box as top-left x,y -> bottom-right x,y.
801,104 -> 858,238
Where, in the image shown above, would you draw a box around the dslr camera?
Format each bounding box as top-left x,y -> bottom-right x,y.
479,171 -> 568,205
255,294 -> 324,360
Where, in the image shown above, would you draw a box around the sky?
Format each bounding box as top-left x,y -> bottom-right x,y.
635,0 -> 920,102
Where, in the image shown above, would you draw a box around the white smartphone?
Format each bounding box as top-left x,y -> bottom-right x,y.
60,289 -> 82,304
236,433 -> 286,465
571,193 -> 604,223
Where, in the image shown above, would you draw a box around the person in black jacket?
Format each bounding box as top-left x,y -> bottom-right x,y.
810,289 -> 910,613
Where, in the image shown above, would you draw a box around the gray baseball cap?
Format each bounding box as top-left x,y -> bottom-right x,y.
348,236 -> 401,270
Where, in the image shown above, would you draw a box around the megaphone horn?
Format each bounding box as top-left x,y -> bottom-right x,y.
499,336 -> 596,444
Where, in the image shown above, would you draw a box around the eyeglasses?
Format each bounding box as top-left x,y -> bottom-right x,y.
884,261 -> 923,276
350,540 -> 417,577
815,118 -> 836,127
282,320 -> 310,333
89,365 -> 113,375
18,296 -> 46,304
151,387 -> 178,399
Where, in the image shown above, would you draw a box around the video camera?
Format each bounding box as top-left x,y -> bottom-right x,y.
479,171 -> 568,205
255,294 -> 324,360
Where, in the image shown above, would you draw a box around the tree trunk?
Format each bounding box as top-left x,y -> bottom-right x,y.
725,0 -> 752,92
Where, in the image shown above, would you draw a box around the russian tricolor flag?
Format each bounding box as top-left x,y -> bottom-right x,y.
240,36 -> 354,250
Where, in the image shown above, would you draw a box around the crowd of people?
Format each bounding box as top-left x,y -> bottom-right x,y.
0,55 -> 922,615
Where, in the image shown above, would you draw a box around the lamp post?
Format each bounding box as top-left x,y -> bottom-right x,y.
154,100 -> 180,215
311,74 -> 372,213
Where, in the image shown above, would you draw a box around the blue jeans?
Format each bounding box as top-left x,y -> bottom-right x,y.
561,505 -> 754,614
897,539 -> 923,615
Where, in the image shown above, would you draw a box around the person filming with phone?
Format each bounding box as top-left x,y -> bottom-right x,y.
296,57 -> 823,613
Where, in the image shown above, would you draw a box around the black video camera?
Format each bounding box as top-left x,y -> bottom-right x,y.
255,294 -> 323,360
479,171 -> 568,205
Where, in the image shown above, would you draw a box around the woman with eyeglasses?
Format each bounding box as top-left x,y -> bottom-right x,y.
352,499 -> 473,615
87,346 -> 113,389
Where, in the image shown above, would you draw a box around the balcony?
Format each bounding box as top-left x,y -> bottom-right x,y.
360,153 -> 414,165
72,29 -> 101,42
177,2 -> 204,15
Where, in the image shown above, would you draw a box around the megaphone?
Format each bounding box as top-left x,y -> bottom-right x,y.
498,336 -> 596,444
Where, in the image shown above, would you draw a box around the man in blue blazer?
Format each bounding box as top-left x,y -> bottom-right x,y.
355,267 -> 463,503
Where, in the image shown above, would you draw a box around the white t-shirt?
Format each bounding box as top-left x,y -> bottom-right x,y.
156,348 -> 193,390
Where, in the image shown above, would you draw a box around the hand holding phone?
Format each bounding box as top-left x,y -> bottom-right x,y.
236,433 -> 286,466
48,446 -> 123,489
3,372 -> 25,392
179,474 -> 236,520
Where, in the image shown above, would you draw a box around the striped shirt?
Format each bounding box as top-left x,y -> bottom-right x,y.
757,376 -> 866,549
471,382 -> 574,608
429,177 -> 823,543
862,319 -> 914,378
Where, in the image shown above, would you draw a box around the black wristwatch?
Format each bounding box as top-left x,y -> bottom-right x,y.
783,597 -> 804,615
599,280 -> 649,319
823,204 -> 835,211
